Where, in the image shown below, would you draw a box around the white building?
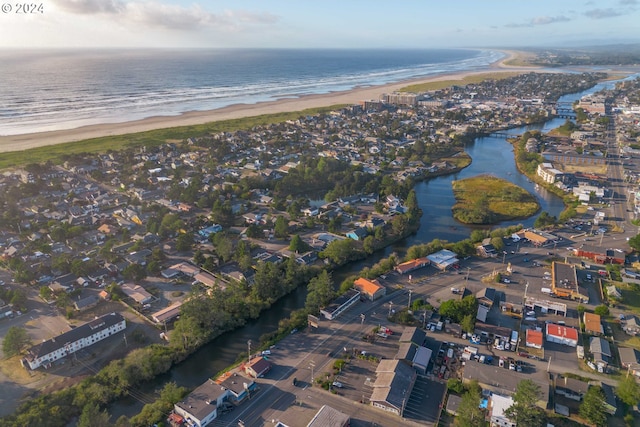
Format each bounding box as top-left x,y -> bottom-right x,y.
536,163 -> 564,184
23,312 -> 126,370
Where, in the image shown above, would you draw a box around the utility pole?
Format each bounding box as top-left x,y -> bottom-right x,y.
547,355 -> 552,373
407,290 -> 412,310
247,340 -> 251,363
309,361 -> 315,383
388,301 -> 393,317
465,267 -> 470,283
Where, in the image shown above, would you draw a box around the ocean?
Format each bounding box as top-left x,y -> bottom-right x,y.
0,48 -> 504,136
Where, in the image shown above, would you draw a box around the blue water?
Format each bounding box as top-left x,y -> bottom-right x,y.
0,48 -> 503,135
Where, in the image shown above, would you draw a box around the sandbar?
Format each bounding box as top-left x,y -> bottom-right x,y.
0,50 -> 538,154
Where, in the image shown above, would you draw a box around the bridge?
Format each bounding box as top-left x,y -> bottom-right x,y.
489,131 -> 520,138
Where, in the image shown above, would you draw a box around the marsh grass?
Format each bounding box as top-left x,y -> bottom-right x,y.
452,175 -> 539,224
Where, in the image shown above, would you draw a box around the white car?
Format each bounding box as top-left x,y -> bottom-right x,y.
332,381 -> 343,388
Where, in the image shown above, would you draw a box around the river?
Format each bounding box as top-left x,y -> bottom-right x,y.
109,76 -> 630,418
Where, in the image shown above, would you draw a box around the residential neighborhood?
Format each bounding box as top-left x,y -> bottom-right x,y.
2,71 -> 640,427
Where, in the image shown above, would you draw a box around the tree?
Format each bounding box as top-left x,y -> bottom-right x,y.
461,314 -> 475,334
176,232 -> 194,252
77,403 -> 111,427
274,216 -> 289,239
455,383 -> 485,427
628,233 -> 640,252
616,375 -> 640,406
306,270 -> 334,313
504,379 -> 545,427
289,234 -> 310,253
594,304 -> 610,316
122,263 -> 147,282
580,386 -> 608,427
2,326 -> 31,357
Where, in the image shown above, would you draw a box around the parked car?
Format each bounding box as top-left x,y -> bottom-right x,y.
332,381 -> 343,388
292,377 -> 298,386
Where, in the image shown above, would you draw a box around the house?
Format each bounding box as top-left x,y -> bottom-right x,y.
370,359 -> 417,416
151,302 -> 182,324
476,288 -> 496,308
399,326 -> 427,346
600,383 -> 618,415
306,405 -> 350,427
546,324 -> 579,347
526,329 -> 544,349
346,227 -> 368,241
121,283 -> 153,305
193,271 -> 220,288
476,243 -> 498,258
623,315 -> 640,336
353,277 -> 386,301
619,347 -> 640,376
589,336 -> 612,367
73,294 -> 100,311
395,257 -> 430,275
23,312 -> 126,370
244,356 -> 272,378
490,394 -> 516,427
173,379 -> 225,427
555,375 -> 588,401
445,394 -> 463,416
583,312 -> 604,335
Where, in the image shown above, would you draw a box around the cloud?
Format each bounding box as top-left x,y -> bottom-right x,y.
51,0 -> 279,30
505,15 -> 571,28
584,8 -> 625,18
619,0 -> 638,5
53,0 -> 124,14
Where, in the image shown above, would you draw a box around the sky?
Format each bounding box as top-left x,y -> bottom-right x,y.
1,0 -> 639,49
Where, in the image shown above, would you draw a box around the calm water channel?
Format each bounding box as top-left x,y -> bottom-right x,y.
110,78 -> 626,418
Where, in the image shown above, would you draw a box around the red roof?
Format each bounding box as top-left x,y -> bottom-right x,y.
354,277 -> 383,295
546,324 -> 578,341
526,329 -> 543,346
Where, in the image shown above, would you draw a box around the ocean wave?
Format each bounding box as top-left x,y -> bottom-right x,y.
0,49 -> 503,136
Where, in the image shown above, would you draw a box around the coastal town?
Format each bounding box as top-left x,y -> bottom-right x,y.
2,71 -> 640,427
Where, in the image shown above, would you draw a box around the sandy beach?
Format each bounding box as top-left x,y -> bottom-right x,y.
0,50 -> 537,154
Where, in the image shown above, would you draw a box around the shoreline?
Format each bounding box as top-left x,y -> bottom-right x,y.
0,50 -> 538,154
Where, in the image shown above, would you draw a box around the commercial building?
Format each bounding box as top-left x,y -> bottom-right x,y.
23,312 -> 126,370
525,329 -> 544,349
546,323 -> 579,347
426,249 -> 459,270
395,257 -> 430,275
353,277 -> 386,301
320,289 -> 360,320
551,262 -> 589,303
306,405 -> 350,427
370,359 -> 417,416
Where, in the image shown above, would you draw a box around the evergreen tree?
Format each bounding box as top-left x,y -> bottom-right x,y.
580,386 -> 608,427
504,379 -> 545,427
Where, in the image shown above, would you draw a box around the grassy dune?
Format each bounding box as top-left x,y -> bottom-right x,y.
452,175 -> 539,224
398,72 -> 523,93
0,105 -> 346,170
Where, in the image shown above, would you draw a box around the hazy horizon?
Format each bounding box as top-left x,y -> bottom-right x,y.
1,1 -> 639,49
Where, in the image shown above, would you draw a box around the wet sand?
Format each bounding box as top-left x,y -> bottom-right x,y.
0,50 -> 538,154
